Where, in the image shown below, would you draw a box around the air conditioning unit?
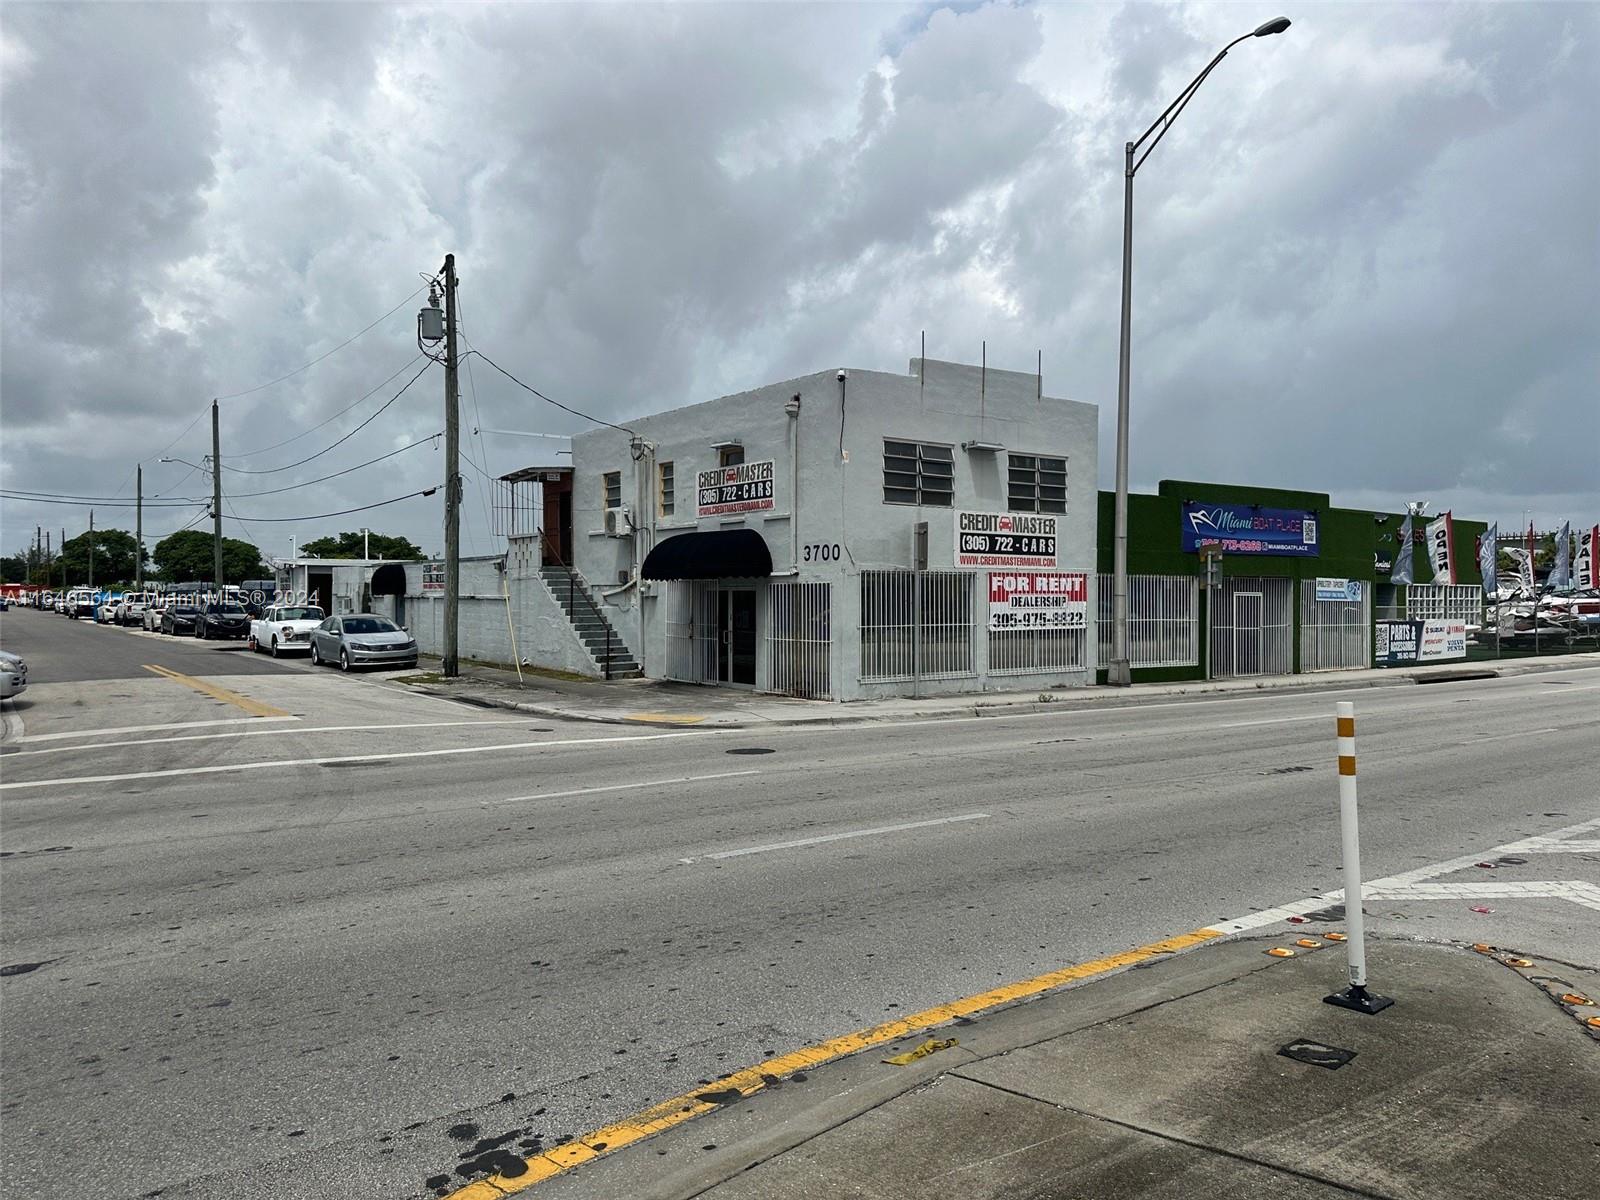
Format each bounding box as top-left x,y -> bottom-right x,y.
604,506 -> 634,537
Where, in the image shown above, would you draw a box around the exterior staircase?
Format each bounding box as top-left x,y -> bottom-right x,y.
538,564 -> 642,678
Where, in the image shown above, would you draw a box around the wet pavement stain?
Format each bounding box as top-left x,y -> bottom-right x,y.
1,960 -> 58,977
693,1087 -> 744,1105
445,1121 -> 479,1141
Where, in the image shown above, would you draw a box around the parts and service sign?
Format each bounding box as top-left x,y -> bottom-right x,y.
697,460 -> 775,517
956,511 -> 1058,569
988,572 -> 1087,631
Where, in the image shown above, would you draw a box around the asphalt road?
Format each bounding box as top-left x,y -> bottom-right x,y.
1,606 -> 1596,1200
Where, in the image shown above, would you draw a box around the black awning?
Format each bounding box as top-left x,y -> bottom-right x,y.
370,563 -> 408,596
642,529 -> 773,581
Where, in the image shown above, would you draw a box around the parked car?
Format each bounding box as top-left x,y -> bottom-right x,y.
143,599 -> 168,631
248,604 -> 326,657
95,596 -> 121,623
0,649 -> 26,700
67,591 -> 96,619
160,604 -> 202,635
118,593 -> 151,626
197,601 -> 251,640
309,614 -> 418,671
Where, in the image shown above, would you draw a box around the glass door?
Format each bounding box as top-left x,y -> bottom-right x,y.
717,588 -> 758,686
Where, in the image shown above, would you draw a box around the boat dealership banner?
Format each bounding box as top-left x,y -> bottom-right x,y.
987,572 -> 1087,631
1375,619 -> 1467,667
1549,521 -> 1572,590
1575,524 -> 1599,589
1180,502 -> 1319,557
1390,514 -> 1415,584
1426,512 -> 1456,584
1478,523 -> 1498,595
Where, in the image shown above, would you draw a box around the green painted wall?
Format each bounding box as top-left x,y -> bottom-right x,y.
1094,480 -> 1489,682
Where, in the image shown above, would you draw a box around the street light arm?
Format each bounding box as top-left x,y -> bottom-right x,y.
1129,31 -> 1254,176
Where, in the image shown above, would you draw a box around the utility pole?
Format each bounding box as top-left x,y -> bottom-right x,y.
136,464 -> 144,592
442,254 -> 461,678
88,509 -> 95,590
212,399 -> 224,596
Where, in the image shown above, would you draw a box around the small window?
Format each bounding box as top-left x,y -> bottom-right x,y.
658,461 -> 675,517
603,471 -> 622,509
1007,453 -> 1067,514
882,439 -> 954,506
718,444 -> 745,468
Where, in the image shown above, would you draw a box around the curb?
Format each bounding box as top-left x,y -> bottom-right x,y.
393,654 -> 1595,730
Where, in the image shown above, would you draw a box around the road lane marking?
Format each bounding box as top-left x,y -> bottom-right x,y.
681,812 -> 991,863
2,719 -> 526,758
499,770 -> 757,806
1539,683 -> 1600,694
13,716 -> 299,743
0,730 -> 711,791
1214,714 -> 1326,729
1361,880 -> 1600,910
1463,727 -> 1559,744
439,927 -> 1224,1199
142,664 -> 291,718
1208,814 -> 1600,933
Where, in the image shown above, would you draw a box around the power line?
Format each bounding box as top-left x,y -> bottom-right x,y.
214,284 -> 429,401
224,432 -> 442,498
464,349 -> 636,436
223,487 -> 440,523
221,361 -> 434,475
221,355 -> 426,460
1,491 -> 199,508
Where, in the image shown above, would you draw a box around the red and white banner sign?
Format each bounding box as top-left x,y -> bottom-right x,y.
987,571 -> 1087,632
697,460 -> 775,517
1575,524 -> 1599,589
1426,511 -> 1456,584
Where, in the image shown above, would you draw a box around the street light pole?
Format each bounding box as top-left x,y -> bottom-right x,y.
1108,16 -> 1290,687
212,399 -> 224,596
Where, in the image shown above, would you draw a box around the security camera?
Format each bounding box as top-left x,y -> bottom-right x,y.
836,369 -> 847,382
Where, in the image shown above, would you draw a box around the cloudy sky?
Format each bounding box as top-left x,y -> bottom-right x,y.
2,1 -> 1595,563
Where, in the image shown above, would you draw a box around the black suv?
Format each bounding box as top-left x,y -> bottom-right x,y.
197,602 -> 250,639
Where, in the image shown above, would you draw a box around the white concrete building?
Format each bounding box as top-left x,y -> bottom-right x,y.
554,356 -> 1099,700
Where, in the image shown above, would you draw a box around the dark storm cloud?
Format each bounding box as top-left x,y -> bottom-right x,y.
2,2 -> 1594,562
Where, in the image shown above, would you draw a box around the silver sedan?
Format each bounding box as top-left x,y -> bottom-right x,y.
308,614 -> 418,671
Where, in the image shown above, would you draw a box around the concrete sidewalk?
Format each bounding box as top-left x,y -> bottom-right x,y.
391,652 -> 1600,728
540,936 -> 1600,1200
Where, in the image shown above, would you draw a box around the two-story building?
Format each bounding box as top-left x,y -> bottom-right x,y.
546,356 -> 1099,700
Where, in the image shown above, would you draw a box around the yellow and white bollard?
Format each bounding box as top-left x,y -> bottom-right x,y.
1324,701 -> 1394,1015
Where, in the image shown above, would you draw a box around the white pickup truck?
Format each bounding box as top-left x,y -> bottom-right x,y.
248,603 -> 326,657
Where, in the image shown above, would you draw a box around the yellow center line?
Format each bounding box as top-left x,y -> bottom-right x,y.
142,665 -> 291,719
442,926 -> 1224,1198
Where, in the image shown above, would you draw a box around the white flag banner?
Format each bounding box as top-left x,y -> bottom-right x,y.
1390,514 -> 1415,585
1574,524 -> 1599,589
1549,521 -> 1572,590
1426,512 -> 1456,584
1478,523 -> 1498,595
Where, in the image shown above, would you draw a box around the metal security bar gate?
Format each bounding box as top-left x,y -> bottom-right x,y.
1094,574 -> 1200,669
860,570 -> 974,682
766,582 -> 831,698
1300,580 -> 1372,671
1211,577 -> 1293,678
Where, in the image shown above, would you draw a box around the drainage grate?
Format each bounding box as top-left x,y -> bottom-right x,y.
1278,1040 -> 1356,1070
726,748 -> 776,756
321,760 -> 390,768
